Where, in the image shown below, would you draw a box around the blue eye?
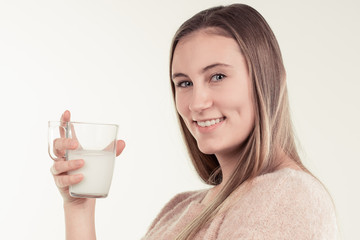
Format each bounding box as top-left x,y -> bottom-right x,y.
176,81 -> 193,88
211,74 -> 226,82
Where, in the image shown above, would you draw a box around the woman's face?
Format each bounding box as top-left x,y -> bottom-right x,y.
172,29 -> 255,157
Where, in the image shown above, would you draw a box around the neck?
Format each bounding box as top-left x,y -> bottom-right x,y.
201,150 -> 243,206
214,149 -> 242,190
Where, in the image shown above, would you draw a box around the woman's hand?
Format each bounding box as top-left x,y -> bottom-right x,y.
50,110 -> 126,205
49,110 -> 127,239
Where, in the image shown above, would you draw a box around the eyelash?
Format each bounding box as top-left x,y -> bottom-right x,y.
176,81 -> 193,88
211,73 -> 226,82
175,73 -> 226,88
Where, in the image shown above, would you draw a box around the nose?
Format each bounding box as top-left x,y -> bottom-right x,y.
189,86 -> 212,113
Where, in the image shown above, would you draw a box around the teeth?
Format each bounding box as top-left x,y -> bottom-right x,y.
196,117 -> 224,127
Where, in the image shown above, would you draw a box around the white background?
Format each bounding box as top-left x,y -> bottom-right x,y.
0,0 -> 359,239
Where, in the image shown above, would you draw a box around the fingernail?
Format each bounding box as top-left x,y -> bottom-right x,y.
75,159 -> 84,166
74,174 -> 83,181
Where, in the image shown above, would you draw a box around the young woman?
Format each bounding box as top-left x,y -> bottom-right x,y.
50,4 -> 338,239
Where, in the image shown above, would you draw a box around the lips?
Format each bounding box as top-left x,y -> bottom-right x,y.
195,117 -> 226,127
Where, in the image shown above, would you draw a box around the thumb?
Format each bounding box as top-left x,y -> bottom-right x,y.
116,140 -> 126,157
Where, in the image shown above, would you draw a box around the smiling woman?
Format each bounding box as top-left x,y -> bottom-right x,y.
49,3 -> 339,240
144,4 -> 339,240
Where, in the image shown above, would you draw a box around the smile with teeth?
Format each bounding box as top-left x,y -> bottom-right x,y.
196,117 -> 225,127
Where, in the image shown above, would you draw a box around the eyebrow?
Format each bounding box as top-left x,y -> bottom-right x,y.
172,63 -> 232,80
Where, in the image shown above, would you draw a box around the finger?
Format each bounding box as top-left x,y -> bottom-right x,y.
53,138 -> 79,158
61,110 -> 71,122
116,140 -> 126,157
50,159 -> 84,175
54,138 -> 78,151
54,174 -> 83,188
61,112 -> 81,146
60,110 -> 71,138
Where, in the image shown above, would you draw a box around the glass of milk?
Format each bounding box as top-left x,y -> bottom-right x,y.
48,121 -> 118,198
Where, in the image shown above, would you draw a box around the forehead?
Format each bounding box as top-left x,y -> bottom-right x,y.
172,29 -> 243,72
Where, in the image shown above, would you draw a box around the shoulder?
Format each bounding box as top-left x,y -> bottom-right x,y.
230,168 -> 335,213
220,168 -> 338,239
265,168 -> 337,221
253,168 -> 334,205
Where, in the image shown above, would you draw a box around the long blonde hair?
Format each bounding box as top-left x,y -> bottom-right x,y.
169,4 -> 309,239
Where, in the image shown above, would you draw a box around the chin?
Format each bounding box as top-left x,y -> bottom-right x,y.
197,144 -> 217,155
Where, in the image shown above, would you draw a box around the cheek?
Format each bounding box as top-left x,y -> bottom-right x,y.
175,94 -> 188,118
237,97 -> 256,131
221,88 -> 255,125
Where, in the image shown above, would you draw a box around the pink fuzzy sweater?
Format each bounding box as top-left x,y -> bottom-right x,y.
143,168 -> 338,239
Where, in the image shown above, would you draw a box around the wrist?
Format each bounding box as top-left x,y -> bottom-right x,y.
63,198 -> 96,211
63,199 -> 96,240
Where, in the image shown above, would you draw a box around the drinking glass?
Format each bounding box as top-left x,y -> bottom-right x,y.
48,121 -> 118,198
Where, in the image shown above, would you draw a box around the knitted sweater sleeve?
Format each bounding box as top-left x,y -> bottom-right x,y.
218,171 -> 338,240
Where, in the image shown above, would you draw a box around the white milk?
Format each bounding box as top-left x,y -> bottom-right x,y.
67,150 -> 115,198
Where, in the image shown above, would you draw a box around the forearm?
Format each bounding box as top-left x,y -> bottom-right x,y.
64,199 -> 96,240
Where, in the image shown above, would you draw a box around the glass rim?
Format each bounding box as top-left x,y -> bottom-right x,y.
48,120 -> 118,128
